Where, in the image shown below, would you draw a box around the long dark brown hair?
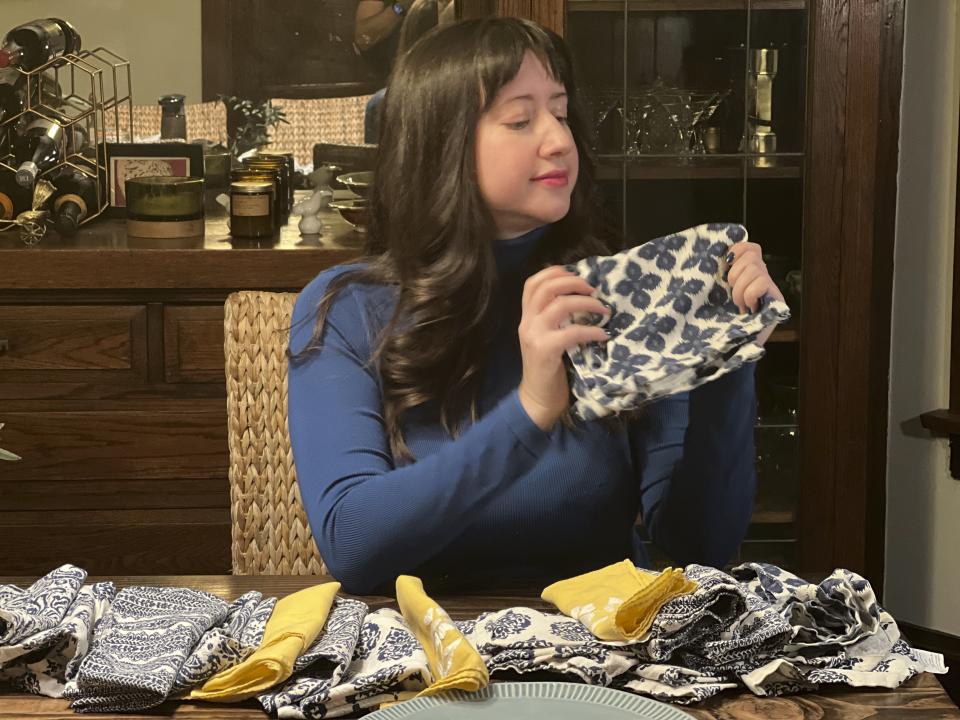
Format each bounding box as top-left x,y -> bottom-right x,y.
292,17 -> 622,461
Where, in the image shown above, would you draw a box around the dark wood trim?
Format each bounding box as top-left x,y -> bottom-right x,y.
200,0 -> 233,102
920,409 -> 960,435
800,0 -> 847,573
833,0 -> 903,589
800,0 -> 904,585
0,249 -> 359,291
456,0 -> 499,21
920,409 -> 960,478
899,622 -> 960,706
458,1 -> 565,36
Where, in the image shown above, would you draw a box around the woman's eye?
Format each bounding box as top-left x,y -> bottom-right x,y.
555,116 -> 569,124
507,120 -> 529,130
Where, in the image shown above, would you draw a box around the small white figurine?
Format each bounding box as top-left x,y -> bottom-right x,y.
293,189 -> 327,235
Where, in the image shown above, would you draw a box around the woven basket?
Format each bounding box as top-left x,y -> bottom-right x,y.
224,291 -> 327,575
267,95 -> 371,166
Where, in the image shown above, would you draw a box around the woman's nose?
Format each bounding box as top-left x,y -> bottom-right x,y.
541,116 -> 574,157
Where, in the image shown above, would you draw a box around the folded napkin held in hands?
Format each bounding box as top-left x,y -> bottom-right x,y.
565,223 -> 791,420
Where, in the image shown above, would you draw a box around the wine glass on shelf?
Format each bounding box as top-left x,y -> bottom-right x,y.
583,89 -> 622,153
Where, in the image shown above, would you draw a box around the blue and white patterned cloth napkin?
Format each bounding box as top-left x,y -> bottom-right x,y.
170,590 -> 276,696
732,563 -> 948,696
259,606 -> 427,719
638,564 -> 792,673
64,585 -> 230,713
565,223 -> 791,420
258,597 -> 369,717
0,580 -> 115,698
1,563 -> 948,711
0,564 -> 87,647
463,607 -> 635,686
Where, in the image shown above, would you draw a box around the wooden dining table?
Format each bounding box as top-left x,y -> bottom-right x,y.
0,574 -> 956,719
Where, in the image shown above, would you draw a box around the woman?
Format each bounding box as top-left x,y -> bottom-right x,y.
289,17 -> 784,595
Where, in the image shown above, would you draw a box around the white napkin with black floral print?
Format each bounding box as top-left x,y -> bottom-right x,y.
0,581 -> 115,698
259,607 -> 427,719
731,563 -> 949,695
0,564 -> 87,647
257,597 -> 368,716
565,223 -> 791,420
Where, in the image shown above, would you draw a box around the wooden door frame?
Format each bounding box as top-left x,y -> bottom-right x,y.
801,0 -> 905,590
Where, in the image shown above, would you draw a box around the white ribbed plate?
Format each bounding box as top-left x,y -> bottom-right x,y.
365,682 -> 693,719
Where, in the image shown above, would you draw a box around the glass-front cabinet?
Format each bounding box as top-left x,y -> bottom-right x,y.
565,0 -> 808,570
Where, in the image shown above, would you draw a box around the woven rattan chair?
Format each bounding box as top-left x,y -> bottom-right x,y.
224,291 -> 327,575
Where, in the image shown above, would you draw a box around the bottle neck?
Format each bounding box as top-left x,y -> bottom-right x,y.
53,198 -> 85,235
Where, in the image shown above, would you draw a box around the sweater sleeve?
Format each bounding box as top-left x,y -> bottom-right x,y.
287,275 -> 552,594
630,363 -> 758,568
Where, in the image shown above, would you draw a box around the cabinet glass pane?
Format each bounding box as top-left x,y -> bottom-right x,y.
568,0 -> 809,571
622,2 -> 747,245
744,1 -> 807,571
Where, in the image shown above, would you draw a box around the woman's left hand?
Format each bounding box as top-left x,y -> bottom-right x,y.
725,241 -> 785,347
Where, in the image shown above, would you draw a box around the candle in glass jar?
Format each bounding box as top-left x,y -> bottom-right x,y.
230,180 -> 275,238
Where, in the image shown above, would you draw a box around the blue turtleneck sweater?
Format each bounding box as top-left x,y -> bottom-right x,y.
288,226 -> 757,594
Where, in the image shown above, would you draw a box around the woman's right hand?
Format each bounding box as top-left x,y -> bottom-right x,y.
517,266 -> 611,431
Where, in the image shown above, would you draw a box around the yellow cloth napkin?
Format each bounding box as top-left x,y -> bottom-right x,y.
541,560 -> 696,642
395,575 -> 488,697
189,581 -> 340,702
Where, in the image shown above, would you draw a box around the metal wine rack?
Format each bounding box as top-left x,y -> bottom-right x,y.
0,46 -> 132,239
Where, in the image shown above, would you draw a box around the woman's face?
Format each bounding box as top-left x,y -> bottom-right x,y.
475,51 -> 579,239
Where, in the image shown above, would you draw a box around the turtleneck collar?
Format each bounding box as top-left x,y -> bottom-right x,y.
493,224 -> 550,274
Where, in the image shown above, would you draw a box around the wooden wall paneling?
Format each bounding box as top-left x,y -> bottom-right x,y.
0,305 -> 148,385
146,302 -> 165,384
799,0 -> 847,571
2,478 -> 227,512
164,306 -> 227,383
0,407 -> 226,481
0,509 -> 231,576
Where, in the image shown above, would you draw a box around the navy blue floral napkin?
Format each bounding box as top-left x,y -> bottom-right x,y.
565,223 -> 791,420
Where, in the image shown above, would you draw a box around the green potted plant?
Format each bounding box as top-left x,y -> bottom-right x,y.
220,95 -> 289,161
0,422 -> 20,461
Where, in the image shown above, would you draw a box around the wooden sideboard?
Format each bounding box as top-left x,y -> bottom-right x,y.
0,204 -> 363,575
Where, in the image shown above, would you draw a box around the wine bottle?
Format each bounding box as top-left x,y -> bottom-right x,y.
14,116 -> 64,188
0,68 -> 25,125
49,166 -> 100,235
0,18 -> 82,72
0,167 -> 31,221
